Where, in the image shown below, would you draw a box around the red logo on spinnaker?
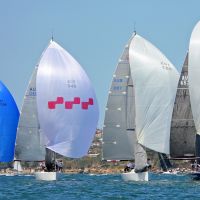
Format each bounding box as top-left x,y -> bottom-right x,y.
48,97 -> 94,110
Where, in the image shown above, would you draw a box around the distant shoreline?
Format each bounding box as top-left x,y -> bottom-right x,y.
0,166 -> 196,175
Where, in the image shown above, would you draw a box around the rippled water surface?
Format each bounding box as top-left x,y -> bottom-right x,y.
0,173 -> 199,199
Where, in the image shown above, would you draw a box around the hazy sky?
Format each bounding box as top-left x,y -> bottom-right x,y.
0,0 -> 200,127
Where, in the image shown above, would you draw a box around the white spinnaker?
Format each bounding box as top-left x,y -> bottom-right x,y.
189,21 -> 200,135
129,34 -> 179,154
36,40 -> 99,158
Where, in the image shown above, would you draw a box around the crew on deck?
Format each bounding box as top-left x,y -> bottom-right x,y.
124,161 -> 135,172
56,160 -> 63,172
191,160 -> 200,171
39,161 -> 46,171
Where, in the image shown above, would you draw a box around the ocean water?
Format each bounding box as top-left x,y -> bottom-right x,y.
0,173 -> 199,200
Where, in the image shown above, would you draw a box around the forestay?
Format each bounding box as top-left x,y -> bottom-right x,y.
0,81 -> 19,162
36,40 -> 99,158
129,34 -> 179,154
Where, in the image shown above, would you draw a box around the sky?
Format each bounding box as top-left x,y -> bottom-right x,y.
0,0 -> 200,128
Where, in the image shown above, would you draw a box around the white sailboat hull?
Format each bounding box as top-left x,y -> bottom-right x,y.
13,161 -> 23,172
35,172 -> 57,181
121,170 -> 148,181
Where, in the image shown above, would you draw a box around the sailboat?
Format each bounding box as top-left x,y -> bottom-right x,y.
102,33 -> 179,181
0,81 -> 19,163
15,39 -> 99,180
188,21 -> 200,179
169,53 -> 197,161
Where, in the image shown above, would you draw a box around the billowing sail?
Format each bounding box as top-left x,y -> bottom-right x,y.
134,141 -> 147,172
189,21 -> 200,136
15,67 -> 45,161
188,21 -> 200,161
170,54 -> 196,158
0,81 -> 19,162
102,37 -> 135,160
129,34 -> 179,154
36,40 -> 99,158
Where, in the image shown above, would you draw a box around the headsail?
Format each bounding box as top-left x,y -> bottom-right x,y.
36,40 -> 99,158
189,21 -> 200,136
129,34 -> 179,154
102,37 -> 135,161
188,21 -> 200,160
15,67 -> 45,161
134,141 -> 147,172
0,81 -> 19,162
170,54 -> 196,158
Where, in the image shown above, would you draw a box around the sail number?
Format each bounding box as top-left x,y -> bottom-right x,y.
161,61 -> 172,71
28,87 -> 36,96
180,75 -> 188,86
0,99 -> 6,106
66,80 -> 76,88
113,78 -> 123,83
113,78 -> 123,91
113,86 -> 122,90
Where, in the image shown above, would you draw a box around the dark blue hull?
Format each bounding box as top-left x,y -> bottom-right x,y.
190,172 -> 200,180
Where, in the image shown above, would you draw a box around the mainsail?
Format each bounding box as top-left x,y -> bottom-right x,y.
188,21 -> 200,159
0,81 -> 19,162
170,54 -> 196,158
102,37 -> 136,161
36,40 -> 99,158
15,67 -> 45,161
